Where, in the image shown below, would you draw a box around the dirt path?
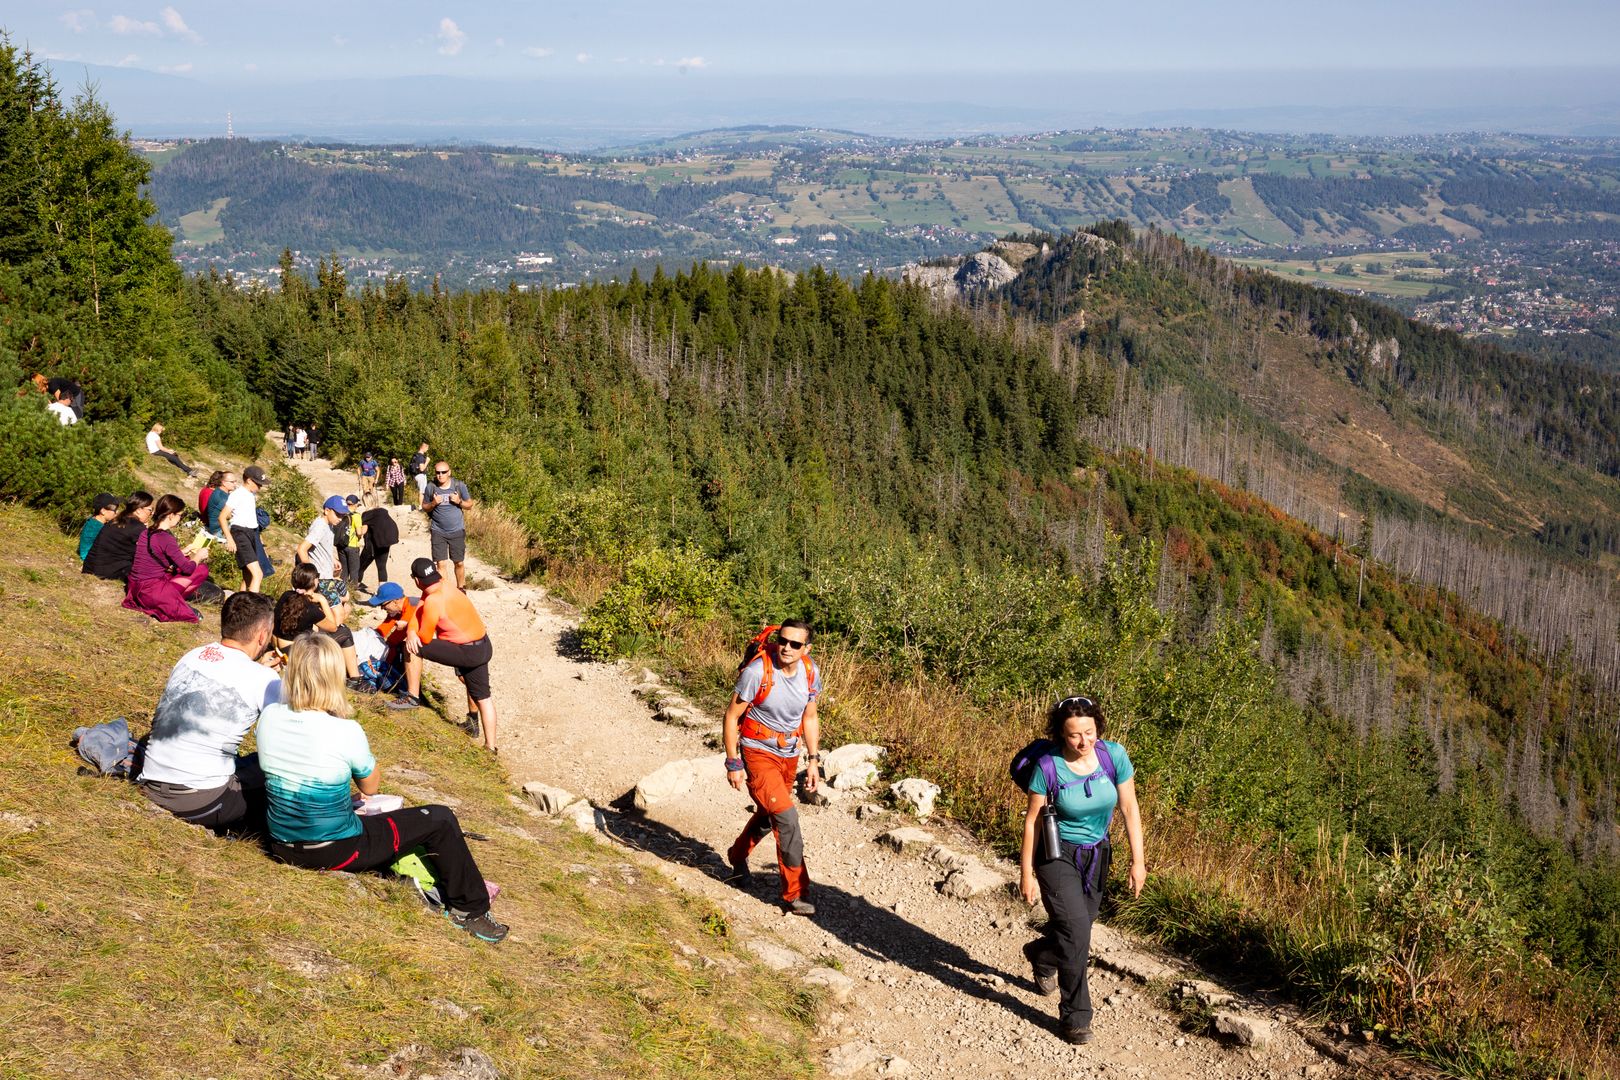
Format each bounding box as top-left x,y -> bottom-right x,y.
285,444 -> 1359,1080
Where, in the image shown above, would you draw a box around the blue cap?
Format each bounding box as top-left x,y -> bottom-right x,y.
322,495 -> 349,515
362,581 -> 406,606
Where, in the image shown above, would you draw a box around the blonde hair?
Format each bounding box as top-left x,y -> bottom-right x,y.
283,634 -> 353,718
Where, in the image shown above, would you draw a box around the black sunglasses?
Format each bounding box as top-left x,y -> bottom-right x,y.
434,470 -> 450,476
1055,695 -> 1096,712
775,636 -> 808,650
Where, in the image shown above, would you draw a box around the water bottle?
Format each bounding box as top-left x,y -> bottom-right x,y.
1039,804 -> 1063,862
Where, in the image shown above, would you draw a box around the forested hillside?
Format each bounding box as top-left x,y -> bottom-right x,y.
176,222 -> 1620,1073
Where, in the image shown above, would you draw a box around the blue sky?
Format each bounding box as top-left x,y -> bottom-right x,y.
12,0 -> 1620,82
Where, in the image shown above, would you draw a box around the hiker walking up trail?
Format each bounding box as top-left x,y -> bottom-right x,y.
723,621 -> 822,916
1017,695 -> 1146,1046
422,460 -> 472,589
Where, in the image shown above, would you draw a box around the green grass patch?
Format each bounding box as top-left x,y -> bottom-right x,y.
177,197 -> 229,246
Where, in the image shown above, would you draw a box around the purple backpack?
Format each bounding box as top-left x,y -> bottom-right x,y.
1010,738 -> 1120,892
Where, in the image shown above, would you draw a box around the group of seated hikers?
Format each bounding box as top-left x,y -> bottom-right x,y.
131,591 -> 508,943
81,489 -> 222,623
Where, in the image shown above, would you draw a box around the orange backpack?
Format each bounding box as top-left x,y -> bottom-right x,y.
739,624 -> 818,708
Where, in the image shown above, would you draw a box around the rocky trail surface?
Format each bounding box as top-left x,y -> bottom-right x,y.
287,445 -> 1380,1080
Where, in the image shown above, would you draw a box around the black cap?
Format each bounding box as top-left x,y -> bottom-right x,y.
410,557 -> 441,585
242,465 -> 268,485
92,492 -> 120,512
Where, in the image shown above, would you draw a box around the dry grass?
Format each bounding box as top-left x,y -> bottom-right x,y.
0,505 -> 816,1080
464,502 -> 536,580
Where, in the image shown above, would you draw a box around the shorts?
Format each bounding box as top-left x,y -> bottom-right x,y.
418,635 -> 493,702
430,530 -> 466,564
231,527 -> 266,571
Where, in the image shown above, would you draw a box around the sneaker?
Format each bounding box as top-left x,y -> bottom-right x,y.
450,909 -> 509,943
786,898 -> 816,917
387,693 -> 423,711
1061,1026 -> 1093,1045
461,712 -> 482,739
345,677 -> 379,695
1022,939 -> 1059,996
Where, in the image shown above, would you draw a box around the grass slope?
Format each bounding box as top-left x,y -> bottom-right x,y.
0,505 -> 815,1080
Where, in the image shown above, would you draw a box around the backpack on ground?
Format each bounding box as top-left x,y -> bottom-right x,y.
738,624 -> 818,707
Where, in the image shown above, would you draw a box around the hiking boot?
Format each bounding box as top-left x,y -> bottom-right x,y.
786,898 -> 816,917
461,712 -> 482,739
345,677 -> 378,695
387,692 -> 423,710
726,853 -> 753,887
450,909 -> 509,943
1022,938 -> 1059,996
1061,1026 -> 1093,1045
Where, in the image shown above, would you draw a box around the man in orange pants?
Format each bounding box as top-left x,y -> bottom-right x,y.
723,619 -> 822,916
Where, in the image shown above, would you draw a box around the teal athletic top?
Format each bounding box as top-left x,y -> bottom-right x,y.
1028,739 -> 1134,846
256,703 -> 376,843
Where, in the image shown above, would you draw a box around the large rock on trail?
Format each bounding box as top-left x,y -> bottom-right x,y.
890,778 -> 941,818
821,743 -> 885,783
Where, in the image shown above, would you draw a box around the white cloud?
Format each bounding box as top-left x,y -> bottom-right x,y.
575,51 -> 591,63
108,14 -> 160,35
60,9 -> 96,33
675,56 -> 707,70
494,37 -> 504,48
114,53 -> 140,66
522,45 -> 553,59
160,6 -> 202,44
158,61 -> 192,74
243,61 -> 257,71
614,56 -> 628,63
332,34 -> 349,46
436,17 -> 466,56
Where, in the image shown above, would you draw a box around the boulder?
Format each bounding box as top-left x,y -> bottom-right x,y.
520,781 -> 575,816
1214,1010 -> 1274,1048
563,800 -> 600,834
742,937 -> 804,972
826,1042 -> 883,1078
831,761 -> 879,791
924,845 -> 975,872
801,966 -> 855,1004
953,251 -> 1017,290
821,743 -> 885,782
939,864 -> 1008,900
876,827 -> 936,854
890,778 -> 941,818
633,759 -> 697,809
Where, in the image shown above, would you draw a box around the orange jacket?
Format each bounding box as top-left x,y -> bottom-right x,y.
410,581 -> 486,645
377,598 -> 421,647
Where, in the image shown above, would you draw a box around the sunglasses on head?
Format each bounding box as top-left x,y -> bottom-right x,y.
1056,695 -> 1096,712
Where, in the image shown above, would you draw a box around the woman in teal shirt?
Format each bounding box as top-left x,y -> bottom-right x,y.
1018,695 -> 1146,1044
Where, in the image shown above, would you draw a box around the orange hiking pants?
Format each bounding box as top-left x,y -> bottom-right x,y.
728,747 -> 807,902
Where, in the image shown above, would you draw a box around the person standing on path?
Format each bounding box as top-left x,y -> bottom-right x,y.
358,501 -> 399,586
384,456 -> 407,506
219,465 -> 270,593
145,423 -> 195,478
388,558 -> 498,753
723,620 -> 822,916
357,452 -> 380,508
297,496 -> 347,580
409,443 -> 430,501
258,633 -> 507,943
293,426 -> 308,459
1018,695 -> 1146,1045
422,460 -> 472,590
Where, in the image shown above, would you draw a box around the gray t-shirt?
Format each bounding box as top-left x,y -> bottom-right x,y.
302,517 -> 336,577
735,656 -> 817,759
425,479 -> 470,535
139,642 -> 282,789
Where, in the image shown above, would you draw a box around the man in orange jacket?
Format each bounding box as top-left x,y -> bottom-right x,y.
387,558 -> 498,753
722,619 -> 822,916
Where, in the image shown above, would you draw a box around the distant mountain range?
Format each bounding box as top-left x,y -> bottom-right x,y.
47,61 -> 1620,147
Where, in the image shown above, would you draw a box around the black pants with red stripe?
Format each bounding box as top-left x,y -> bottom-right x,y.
271,804 -> 490,916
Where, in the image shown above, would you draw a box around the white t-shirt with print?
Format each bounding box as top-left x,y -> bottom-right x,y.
139,642 -> 282,789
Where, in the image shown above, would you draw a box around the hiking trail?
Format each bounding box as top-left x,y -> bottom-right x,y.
286,443 -> 1376,1080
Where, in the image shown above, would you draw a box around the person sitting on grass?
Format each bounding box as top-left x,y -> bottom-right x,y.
123,494 -> 214,623
257,633 -> 508,944
388,558 -> 498,753
136,592 -> 281,835
82,491 -> 153,582
77,493 -> 121,561
272,564 -> 377,695
145,422 -> 195,478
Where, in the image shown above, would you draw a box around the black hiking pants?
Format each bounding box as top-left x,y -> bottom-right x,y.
359,539 -> 392,584
272,804 -> 491,916
1030,838 -> 1111,1032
